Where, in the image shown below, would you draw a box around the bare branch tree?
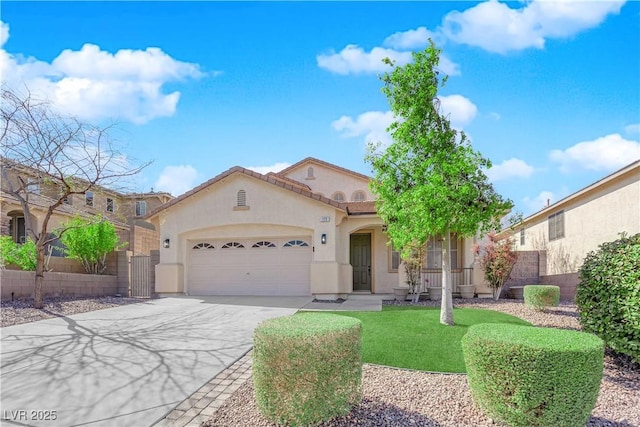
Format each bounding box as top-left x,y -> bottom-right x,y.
1,87 -> 151,308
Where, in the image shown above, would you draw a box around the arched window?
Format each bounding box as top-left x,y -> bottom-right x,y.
284,240 -> 309,247
252,241 -> 276,248
352,191 -> 366,202
222,242 -> 245,249
192,243 -> 215,250
237,190 -> 246,207
332,192 -> 345,202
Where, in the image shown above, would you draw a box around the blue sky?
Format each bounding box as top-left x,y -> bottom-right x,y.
2,1 -> 639,216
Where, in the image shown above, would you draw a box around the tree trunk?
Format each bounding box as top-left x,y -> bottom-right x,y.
34,243 -> 46,309
440,228 -> 454,325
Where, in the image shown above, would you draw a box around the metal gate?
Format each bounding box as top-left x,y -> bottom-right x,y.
130,255 -> 151,298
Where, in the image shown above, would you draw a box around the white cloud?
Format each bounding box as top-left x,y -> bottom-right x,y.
625,123 -> 640,136
550,133 -> 640,173
245,162 -> 292,175
317,42 -> 460,77
437,94 -> 477,128
523,190 -> 556,214
486,158 -> 535,181
332,110 -> 394,147
317,45 -> 412,75
0,21 -> 205,124
154,165 -> 199,196
383,26 -> 436,50
441,0 -> 624,54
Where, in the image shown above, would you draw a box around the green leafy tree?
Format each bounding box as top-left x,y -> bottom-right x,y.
366,43 -> 513,325
0,236 -> 37,270
57,216 -> 126,274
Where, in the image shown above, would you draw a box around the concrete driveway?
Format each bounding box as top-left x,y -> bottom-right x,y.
0,296 -> 311,427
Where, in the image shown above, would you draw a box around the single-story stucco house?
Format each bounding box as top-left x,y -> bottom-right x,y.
146,158 -> 479,299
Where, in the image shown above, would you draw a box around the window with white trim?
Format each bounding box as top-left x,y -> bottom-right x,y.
135,200 -> 147,217
106,198 -> 114,213
426,235 -> 460,270
548,211 -> 564,241
389,243 -> 400,272
85,191 -> 94,207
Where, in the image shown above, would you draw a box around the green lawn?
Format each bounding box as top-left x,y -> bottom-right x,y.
309,306 -> 530,373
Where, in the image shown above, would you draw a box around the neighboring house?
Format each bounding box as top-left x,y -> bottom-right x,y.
0,159 -> 173,256
147,157 -> 477,298
500,160 -> 640,275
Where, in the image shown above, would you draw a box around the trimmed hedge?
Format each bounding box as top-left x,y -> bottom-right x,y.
524,285 -> 560,311
576,233 -> 640,363
462,323 -> 604,427
253,313 -> 362,426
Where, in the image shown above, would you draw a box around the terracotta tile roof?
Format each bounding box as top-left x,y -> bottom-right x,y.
345,201 -> 377,215
276,157 -> 371,182
145,166 -> 347,219
265,173 -> 311,191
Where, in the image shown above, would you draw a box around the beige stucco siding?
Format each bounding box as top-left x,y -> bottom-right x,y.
283,163 -> 374,201
155,173 -> 343,295
518,171 -> 640,274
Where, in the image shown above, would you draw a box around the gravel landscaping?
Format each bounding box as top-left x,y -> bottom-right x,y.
2,296 -> 638,426
1,296 -> 148,327
206,299 -> 640,427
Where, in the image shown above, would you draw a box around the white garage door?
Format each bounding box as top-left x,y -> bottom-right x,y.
188,237 -> 312,296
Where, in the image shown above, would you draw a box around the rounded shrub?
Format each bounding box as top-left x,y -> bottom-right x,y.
576,233 -> 640,363
524,285 -> 560,310
253,313 -> 362,426
462,323 -> 604,427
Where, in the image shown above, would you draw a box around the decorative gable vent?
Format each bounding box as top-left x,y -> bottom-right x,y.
237,190 -> 246,207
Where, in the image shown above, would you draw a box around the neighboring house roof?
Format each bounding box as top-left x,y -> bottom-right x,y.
499,159 -> 640,235
277,157 -> 371,182
145,166 -> 348,219
0,156 -> 172,201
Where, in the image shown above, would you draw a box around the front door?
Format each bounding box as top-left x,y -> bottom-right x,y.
350,233 -> 372,292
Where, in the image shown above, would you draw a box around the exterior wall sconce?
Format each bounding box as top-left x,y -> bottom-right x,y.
163,239 -> 170,248
321,234 -> 327,244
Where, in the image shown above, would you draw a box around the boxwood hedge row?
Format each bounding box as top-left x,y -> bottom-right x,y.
252,313 -> 362,426
462,323 -> 604,427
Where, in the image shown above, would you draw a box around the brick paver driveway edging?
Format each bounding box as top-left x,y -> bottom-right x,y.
1,297 -> 308,427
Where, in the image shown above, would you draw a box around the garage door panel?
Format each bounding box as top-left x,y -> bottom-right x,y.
188,237 -> 311,296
